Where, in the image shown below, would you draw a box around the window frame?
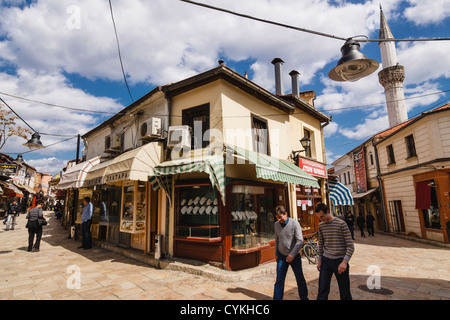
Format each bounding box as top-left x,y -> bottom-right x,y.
251,114 -> 270,156
386,144 -> 396,165
405,134 -> 417,159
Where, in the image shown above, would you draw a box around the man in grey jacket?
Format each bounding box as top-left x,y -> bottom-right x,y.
273,205 -> 308,300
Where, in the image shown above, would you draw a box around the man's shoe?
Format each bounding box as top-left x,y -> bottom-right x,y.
32,248 -> 40,252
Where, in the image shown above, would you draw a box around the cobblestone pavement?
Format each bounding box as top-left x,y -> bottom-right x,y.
0,212 -> 449,300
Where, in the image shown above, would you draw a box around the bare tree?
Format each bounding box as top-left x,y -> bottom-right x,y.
0,103 -> 32,150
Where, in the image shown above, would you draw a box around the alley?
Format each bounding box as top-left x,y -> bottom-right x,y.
0,211 -> 449,300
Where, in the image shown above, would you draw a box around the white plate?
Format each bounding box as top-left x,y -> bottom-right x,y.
200,197 -> 207,205
188,199 -> 194,205
199,206 -> 206,214
206,199 -> 213,206
181,206 -> 187,214
186,206 -> 193,214
206,206 -> 212,214
212,206 -> 218,215
231,211 -> 237,220
193,206 -> 200,214
181,199 -> 186,206
236,211 -> 243,220
193,197 -> 200,205
213,198 -> 218,206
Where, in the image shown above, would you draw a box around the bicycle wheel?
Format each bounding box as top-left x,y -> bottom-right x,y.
303,243 -> 318,264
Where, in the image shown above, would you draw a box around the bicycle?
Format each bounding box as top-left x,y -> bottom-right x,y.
302,232 -> 319,264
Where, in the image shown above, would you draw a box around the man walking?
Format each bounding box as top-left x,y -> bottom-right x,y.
273,205 -> 308,300
357,213 -> 366,238
315,203 -> 354,300
6,200 -> 20,231
79,197 -> 93,250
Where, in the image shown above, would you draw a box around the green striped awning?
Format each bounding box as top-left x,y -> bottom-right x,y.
150,155 -> 226,205
226,145 -> 320,188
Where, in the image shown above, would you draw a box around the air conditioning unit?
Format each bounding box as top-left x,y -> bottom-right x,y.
140,117 -> 162,140
167,125 -> 192,150
105,133 -> 121,153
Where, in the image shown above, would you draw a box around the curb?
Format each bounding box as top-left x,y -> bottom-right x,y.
380,231 -> 450,249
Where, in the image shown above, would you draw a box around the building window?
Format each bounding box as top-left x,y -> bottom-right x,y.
303,129 -> 312,158
343,172 -> 347,185
422,180 -> 441,230
182,104 -> 210,149
405,134 -> 417,159
252,116 -> 269,155
386,144 -> 395,165
369,152 -> 374,166
347,172 -> 351,184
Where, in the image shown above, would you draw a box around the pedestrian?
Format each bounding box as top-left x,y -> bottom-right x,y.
273,205 -> 308,300
25,199 -> 45,252
344,211 -> 355,240
314,203 -> 354,300
6,200 -> 20,231
357,212 -> 366,238
79,196 -> 93,250
366,212 -> 375,236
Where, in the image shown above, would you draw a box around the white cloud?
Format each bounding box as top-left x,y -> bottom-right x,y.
25,157 -> 69,175
339,114 -> 389,140
323,121 -> 339,138
404,0 -> 450,25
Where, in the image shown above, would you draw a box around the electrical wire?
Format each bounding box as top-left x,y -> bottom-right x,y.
4,135 -> 78,156
179,0 -> 450,42
108,0 -> 134,103
0,97 -> 37,133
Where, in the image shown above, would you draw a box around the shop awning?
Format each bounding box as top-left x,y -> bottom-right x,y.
83,159 -> 114,187
352,188 -> 378,199
150,153 -> 226,205
13,182 -> 36,195
329,180 -> 354,206
0,181 -> 24,198
226,145 -> 320,188
58,157 -> 102,190
104,143 -> 163,183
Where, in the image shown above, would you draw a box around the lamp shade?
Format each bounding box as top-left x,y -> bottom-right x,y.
300,137 -> 311,150
328,40 -> 379,82
15,154 -> 24,163
23,133 -> 45,150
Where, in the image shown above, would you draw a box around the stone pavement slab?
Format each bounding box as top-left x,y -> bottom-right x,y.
0,212 -> 449,300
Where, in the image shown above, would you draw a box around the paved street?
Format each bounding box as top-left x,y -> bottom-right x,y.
0,211 -> 449,300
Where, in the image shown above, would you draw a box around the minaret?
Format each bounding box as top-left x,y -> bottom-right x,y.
378,6 -> 408,127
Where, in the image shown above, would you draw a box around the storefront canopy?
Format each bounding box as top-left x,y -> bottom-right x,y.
104,143 -> 163,183
226,145 -> 320,188
13,182 -> 36,195
329,180 -> 354,206
351,188 -> 378,199
0,181 -> 24,198
58,157 -> 101,190
83,159 -> 114,187
150,153 -> 226,205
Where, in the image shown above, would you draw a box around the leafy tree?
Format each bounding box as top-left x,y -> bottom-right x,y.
0,103 -> 32,150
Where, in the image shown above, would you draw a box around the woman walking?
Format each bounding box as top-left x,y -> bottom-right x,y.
26,199 -> 45,252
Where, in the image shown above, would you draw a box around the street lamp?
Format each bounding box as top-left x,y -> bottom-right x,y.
291,137 -> 311,161
328,39 -> 379,82
23,132 -> 45,150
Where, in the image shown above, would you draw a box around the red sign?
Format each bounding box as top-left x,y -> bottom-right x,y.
298,158 -> 327,178
353,147 -> 367,193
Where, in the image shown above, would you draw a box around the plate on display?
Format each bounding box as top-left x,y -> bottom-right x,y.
186,206 -> 193,214
181,206 -> 187,214
181,199 -> 187,206
193,206 -> 200,214
213,198 -> 218,206
200,197 -> 207,205
188,199 -> 194,205
193,197 -> 200,205
206,199 -> 213,206
212,206 -> 218,215
206,206 -> 212,215
199,206 -> 206,214
231,211 -> 237,220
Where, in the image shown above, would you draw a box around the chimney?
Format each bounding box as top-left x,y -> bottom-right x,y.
271,58 -> 285,95
289,70 -> 300,97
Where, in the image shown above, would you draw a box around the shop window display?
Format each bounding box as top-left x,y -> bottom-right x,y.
176,185 -> 219,238
422,182 -> 441,230
120,181 -> 147,233
231,185 -> 279,250
99,186 -> 121,224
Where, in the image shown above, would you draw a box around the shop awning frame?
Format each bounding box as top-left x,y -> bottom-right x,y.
351,188 -> 378,199
329,180 -> 354,206
58,156 -> 102,190
82,159 -> 114,187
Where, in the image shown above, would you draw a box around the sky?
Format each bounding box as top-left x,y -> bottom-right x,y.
0,0 -> 449,175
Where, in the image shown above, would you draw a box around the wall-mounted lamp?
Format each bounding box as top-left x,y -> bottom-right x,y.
291,137 -> 311,161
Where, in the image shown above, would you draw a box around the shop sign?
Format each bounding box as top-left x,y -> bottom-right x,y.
298,158 -> 327,178
0,163 -> 18,175
353,147 -> 367,193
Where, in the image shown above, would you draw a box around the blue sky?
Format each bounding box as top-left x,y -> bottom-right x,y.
0,0 -> 448,175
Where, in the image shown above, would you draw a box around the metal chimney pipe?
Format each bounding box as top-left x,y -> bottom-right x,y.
271,58 -> 285,95
289,70 -> 300,97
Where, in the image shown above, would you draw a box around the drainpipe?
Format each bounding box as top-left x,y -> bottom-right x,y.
163,91 -> 172,258
372,137 -> 389,232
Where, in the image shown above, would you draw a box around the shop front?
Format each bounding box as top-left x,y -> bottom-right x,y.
152,145 -> 320,271
102,142 -> 163,253
296,157 -> 328,235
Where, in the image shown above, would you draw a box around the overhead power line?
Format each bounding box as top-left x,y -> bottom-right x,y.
179,0 -> 450,42
108,0 -> 134,103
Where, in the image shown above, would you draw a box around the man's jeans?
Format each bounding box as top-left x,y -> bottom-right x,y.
81,219 -> 92,249
317,256 -> 352,300
273,253 -> 308,300
6,214 -> 16,230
